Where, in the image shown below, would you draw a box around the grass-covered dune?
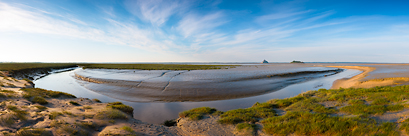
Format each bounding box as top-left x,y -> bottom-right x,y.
179,85 -> 409,135
78,63 -> 236,70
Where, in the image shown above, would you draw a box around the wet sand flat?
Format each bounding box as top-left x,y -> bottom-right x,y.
74,64 -> 341,102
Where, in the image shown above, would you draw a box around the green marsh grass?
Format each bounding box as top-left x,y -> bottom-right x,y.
340,104 -> 387,115
79,63 -> 237,70
49,112 -> 63,120
179,107 -> 217,120
31,96 -> 48,105
16,128 -> 51,136
7,105 -> 28,120
267,96 -> 305,108
284,98 -> 337,114
261,111 -> 398,136
22,88 -> 76,99
120,126 -> 135,133
34,105 -> 47,111
94,108 -> 128,120
348,99 -> 365,105
0,63 -> 77,72
236,122 -> 257,134
107,102 -> 134,115
218,106 -> 276,124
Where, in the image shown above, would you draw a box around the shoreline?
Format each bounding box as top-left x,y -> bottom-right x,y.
3,64 -> 409,135
328,66 -> 409,89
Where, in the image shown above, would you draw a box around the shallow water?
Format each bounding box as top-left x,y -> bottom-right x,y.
34,65 -> 361,124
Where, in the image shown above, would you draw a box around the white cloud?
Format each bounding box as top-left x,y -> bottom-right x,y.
125,0 -> 183,26
177,12 -> 226,38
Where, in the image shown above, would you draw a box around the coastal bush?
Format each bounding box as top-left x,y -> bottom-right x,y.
218,107 -> 276,124
179,107 -> 217,120
31,96 -> 48,105
261,111 -> 397,135
94,108 -> 128,120
107,102 -> 134,115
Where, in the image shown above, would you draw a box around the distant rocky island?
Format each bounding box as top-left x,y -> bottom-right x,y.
262,60 -> 268,63
291,60 -> 304,63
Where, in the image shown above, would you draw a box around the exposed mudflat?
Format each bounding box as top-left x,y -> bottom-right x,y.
74,64 -> 341,102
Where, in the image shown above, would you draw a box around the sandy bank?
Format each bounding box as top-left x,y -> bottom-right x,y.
328,66 -> 409,89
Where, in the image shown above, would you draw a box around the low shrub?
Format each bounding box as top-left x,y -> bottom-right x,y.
92,99 -> 101,102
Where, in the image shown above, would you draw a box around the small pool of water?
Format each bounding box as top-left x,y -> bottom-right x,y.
34,67 -> 360,124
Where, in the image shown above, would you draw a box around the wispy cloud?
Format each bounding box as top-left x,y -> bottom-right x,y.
2,0 -> 409,62
177,12 -> 226,38
125,0 -> 184,26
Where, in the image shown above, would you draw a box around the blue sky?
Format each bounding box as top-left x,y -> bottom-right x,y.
1,0 -> 409,62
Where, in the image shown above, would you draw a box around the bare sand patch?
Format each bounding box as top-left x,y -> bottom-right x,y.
327,66 -> 409,89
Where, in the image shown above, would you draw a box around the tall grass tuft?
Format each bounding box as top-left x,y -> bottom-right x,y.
179,107 -> 217,120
